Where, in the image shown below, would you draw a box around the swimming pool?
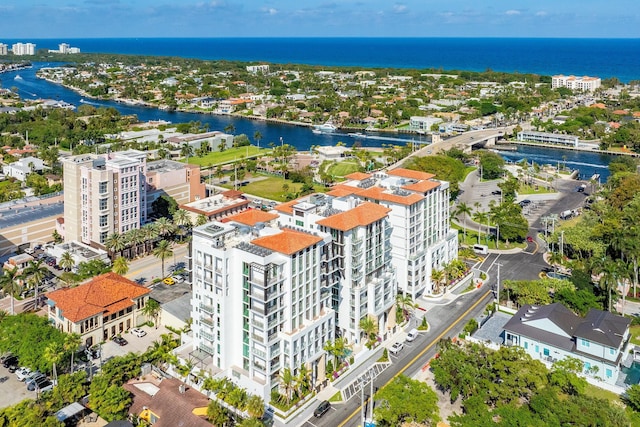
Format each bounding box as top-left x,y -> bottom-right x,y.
622,362 -> 640,385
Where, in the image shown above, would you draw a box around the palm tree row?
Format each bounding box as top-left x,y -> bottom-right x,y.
0,259 -> 51,315
103,208 -> 205,260
277,365 -> 312,406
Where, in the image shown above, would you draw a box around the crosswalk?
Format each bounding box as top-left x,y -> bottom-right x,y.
341,362 -> 390,401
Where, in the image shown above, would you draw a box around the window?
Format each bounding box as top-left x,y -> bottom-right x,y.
99,215 -> 108,227
581,339 -> 590,348
584,361 -> 591,370
295,220 -> 304,227
543,348 -> 550,357
606,368 -> 612,378
535,345 -> 539,353
99,181 -> 108,194
609,347 -> 615,355
99,198 -> 108,210
523,342 -> 528,350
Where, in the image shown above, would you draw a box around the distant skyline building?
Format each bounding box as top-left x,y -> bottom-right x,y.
552,75 -> 601,92
11,42 -> 35,55
47,43 -> 81,54
0,44 -> 7,55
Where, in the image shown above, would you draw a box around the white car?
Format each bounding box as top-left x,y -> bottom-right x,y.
130,328 -> 147,338
15,367 -> 32,381
389,342 -> 404,355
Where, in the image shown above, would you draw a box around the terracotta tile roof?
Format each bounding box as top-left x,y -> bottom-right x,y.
344,172 -> 372,181
221,190 -> 243,198
326,185 -> 360,197
252,229 -> 323,255
316,202 -> 391,231
124,377 -> 210,427
387,168 -> 436,181
226,209 -> 278,226
46,273 -> 149,323
590,103 -> 606,109
273,199 -> 299,214
633,112 -> 640,118
613,109 -> 628,115
357,186 -> 424,206
402,180 -> 440,193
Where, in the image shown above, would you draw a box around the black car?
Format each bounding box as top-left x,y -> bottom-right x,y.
28,376 -> 49,391
2,355 -> 18,369
112,336 -> 128,346
314,401 -> 331,418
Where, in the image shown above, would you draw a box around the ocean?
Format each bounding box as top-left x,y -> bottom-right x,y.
1,37 -> 640,82
0,39 -> 621,179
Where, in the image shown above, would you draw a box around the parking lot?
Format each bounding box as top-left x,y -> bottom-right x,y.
0,363 -> 40,408
99,324 -> 177,364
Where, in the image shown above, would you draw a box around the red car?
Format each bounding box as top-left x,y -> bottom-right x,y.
527,236 -> 534,242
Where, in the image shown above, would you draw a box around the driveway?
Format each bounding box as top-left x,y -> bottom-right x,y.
98,324 -> 178,365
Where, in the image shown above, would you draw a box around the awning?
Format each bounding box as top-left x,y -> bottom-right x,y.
55,402 -> 86,421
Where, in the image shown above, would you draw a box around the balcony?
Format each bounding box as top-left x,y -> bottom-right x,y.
268,317 -> 280,329
199,343 -> 215,356
200,330 -> 215,342
199,303 -> 214,314
200,316 -> 214,327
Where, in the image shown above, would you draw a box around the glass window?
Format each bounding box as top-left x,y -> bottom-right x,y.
606,368 -> 612,378
543,348 -> 550,356
581,339 -> 590,348
99,198 -> 108,210
99,181 -> 108,193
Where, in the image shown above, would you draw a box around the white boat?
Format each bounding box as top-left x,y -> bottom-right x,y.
348,132 -> 367,138
313,120 -> 338,133
14,75 -> 22,80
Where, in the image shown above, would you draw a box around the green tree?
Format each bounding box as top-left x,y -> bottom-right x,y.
63,333 -> 82,374
624,384 -> 640,411
0,266 -> 22,315
104,232 -> 127,258
153,240 -> 173,279
58,251 -> 75,272
89,375 -> 133,422
151,195 -> 179,219
374,375 -> 440,427
24,259 -> 48,309
455,202 -> 473,242
196,213 -> 208,226
44,341 -> 63,384
253,131 -> 263,148
141,298 -> 161,329
111,256 -> 129,276
279,367 -> 296,405
359,315 -> 378,347
245,394 -> 265,419
207,400 -> 231,426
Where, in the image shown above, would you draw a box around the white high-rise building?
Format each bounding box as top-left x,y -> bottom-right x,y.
188,167 -> 456,403
62,150 -> 147,246
0,44 -> 7,55
324,168 -> 458,300
11,43 -> 36,55
190,211 -> 335,400
551,75 -> 601,92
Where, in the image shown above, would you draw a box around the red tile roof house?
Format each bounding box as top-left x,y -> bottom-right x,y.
124,377 -> 211,427
46,273 -> 150,349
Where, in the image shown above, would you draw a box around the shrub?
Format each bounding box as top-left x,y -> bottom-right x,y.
463,318 -> 479,335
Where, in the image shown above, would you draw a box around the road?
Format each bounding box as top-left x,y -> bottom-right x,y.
125,243 -> 189,284
297,288 -> 493,427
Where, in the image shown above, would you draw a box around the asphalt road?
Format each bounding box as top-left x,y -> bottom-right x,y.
300,289 -> 493,427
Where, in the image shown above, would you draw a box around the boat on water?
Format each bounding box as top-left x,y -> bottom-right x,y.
313,119 -> 338,134
14,75 -> 22,80
347,132 -> 367,138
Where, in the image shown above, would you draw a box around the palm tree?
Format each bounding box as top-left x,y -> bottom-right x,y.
44,341 -> 63,384
548,251 -> 563,273
359,315 -> 378,345
64,333 -> 82,374
253,131 -> 263,149
279,367 -> 296,405
0,267 -> 22,315
296,364 -> 311,395
173,208 -> 192,230
196,214 -> 208,226
595,257 -> 621,312
25,259 -> 48,309
153,240 -> 174,279
112,256 -> 130,275
59,251 -> 75,272
224,123 -> 236,135
455,202 -> 473,243
395,293 -> 417,323
126,228 -> 146,258
142,223 -> 159,254
245,394 -> 265,419
155,217 -> 175,238
104,232 -> 127,258
142,298 -> 162,329
181,143 -> 194,163
431,268 -> 445,294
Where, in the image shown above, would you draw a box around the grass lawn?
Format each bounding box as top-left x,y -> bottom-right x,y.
462,166 -> 477,180
630,325 -> 640,346
326,161 -> 361,178
183,146 -> 270,167
329,391 -> 343,402
518,183 -> 556,195
582,384 -> 640,426
221,174 -> 327,202
451,222 -> 526,251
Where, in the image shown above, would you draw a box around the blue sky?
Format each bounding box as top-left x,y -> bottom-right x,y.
0,0 -> 638,39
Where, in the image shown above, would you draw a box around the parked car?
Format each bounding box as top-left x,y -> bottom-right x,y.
406,328 -> 419,342
85,346 -> 101,360
163,277 -> 175,286
28,376 -> 49,391
15,367 -> 33,381
389,342 -> 404,355
36,380 -> 54,393
130,328 -> 146,338
527,236 -> 534,243
25,373 -> 46,389
112,336 -> 128,346
314,401 -> 331,418
2,355 -> 18,369
172,275 -> 185,284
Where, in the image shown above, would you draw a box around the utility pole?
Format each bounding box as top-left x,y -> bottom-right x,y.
495,263 -> 502,309
560,230 -> 565,259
